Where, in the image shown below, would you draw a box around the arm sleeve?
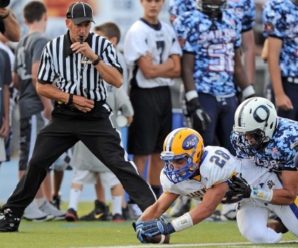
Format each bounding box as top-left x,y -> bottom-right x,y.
102,41 -> 123,74
241,0 -> 255,32
124,23 -> 149,66
32,37 -> 50,63
37,44 -> 56,84
262,1 -> 284,39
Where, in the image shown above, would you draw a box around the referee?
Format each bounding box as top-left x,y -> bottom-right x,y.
0,1 -> 156,232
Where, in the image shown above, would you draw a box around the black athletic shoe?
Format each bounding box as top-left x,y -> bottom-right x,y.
65,208 -> 78,222
112,213 -> 125,223
51,195 -> 61,210
0,208 -> 21,232
79,200 -> 109,221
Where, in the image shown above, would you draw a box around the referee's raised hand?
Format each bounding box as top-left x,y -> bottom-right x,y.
70,40 -> 96,61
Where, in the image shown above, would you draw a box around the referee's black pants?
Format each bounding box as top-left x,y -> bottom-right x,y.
4,117 -> 156,216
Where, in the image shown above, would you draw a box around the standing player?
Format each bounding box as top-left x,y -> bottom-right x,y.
124,0 -> 182,199
263,0 -> 298,121
134,128 -> 298,244
169,0 -> 256,90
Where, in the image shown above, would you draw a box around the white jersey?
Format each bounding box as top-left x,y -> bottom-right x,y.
161,146 -> 238,200
161,146 -> 291,202
124,19 -> 182,88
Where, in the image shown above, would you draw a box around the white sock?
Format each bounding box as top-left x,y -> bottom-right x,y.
68,189 -> 81,211
111,195 -> 122,215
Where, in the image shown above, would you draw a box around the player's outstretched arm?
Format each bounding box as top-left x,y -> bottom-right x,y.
140,192 -> 178,221
190,182 -> 228,224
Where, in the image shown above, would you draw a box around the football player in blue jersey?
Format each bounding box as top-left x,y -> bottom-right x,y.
173,0 -> 254,153
263,0 -> 298,121
232,97 -> 298,204
169,0 -> 256,91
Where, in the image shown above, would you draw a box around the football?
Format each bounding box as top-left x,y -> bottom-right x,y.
144,234 -> 170,244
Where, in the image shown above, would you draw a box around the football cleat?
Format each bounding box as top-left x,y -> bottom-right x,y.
0,208 -> 21,232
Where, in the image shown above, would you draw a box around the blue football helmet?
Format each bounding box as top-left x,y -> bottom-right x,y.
161,128 -> 204,184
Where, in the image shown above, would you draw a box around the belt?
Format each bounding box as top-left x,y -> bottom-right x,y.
286,77 -> 298,84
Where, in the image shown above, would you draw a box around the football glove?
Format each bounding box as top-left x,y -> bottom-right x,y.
186,97 -> 211,131
141,218 -> 175,237
222,175 -> 251,204
241,85 -> 256,102
133,220 -> 147,243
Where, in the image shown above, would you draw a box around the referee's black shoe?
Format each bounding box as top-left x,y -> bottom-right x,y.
0,208 -> 21,232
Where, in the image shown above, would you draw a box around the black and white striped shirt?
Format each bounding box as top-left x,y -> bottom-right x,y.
38,31 -> 122,102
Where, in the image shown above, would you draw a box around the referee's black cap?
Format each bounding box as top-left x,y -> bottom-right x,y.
66,2 -> 94,25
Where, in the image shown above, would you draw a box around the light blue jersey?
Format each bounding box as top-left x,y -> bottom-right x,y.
231,117 -> 298,172
263,0 -> 298,77
228,0 -> 255,32
173,9 -> 241,96
169,0 -> 255,32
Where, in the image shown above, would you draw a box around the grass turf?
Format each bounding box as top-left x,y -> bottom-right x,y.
0,202 -> 296,248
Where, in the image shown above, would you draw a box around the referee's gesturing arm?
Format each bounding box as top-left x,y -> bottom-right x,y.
70,40 -> 122,87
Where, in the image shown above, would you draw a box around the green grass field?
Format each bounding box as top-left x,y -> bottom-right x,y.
0,202 -> 297,248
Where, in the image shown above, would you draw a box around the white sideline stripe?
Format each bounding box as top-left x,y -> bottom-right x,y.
71,240 -> 298,248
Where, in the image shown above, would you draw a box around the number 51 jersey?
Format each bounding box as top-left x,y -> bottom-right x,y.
161,146 -> 238,199
173,9 -> 242,97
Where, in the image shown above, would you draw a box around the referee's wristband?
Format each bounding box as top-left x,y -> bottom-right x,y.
92,55 -> 102,66
185,90 -> 198,102
66,93 -> 73,105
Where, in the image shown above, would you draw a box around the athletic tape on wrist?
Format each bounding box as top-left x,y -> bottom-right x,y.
185,90 -> 198,102
171,212 -> 193,232
251,188 -> 273,202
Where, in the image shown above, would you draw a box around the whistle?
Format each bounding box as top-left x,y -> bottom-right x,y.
79,36 -> 84,44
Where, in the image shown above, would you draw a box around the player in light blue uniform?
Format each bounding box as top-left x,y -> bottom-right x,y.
169,0 -> 255,31
169,0 -> 256,92
231,97 -> 298,233
173,0 -> 254,153
263,0 -> 298,121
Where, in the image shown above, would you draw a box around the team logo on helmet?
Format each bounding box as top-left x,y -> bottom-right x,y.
183,135 -> 199,150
